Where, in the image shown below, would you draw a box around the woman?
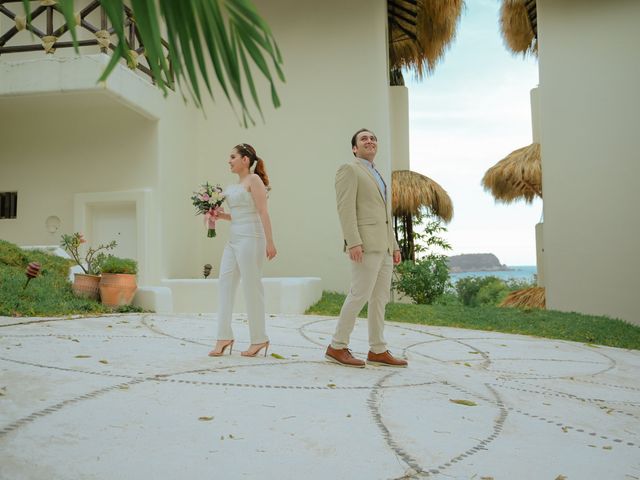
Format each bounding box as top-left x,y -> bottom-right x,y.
208,143 -> 277,357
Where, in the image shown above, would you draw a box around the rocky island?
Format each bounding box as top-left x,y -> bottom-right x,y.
447,253 -> 510,273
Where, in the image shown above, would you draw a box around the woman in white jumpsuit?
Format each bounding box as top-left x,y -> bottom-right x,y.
208,144 -> 277,357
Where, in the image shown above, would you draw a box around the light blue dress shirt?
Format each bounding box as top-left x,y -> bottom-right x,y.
357,157 -> 387,202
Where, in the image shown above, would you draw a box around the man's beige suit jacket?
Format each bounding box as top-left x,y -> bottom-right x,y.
335,159 -> 399,254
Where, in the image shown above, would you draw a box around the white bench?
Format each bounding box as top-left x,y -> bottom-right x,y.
134,277 -> 323,314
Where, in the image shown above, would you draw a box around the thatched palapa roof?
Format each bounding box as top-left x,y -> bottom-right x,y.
388,0 -> 465,77
500,287 -> 545,309
392,170 -> 453,222
500,0 -> 538,55
482,143 -> 541,204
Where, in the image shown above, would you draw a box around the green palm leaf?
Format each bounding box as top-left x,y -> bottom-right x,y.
20,0 -> 284,122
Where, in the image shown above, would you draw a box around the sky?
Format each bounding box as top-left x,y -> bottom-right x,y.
405,0 -> 540,266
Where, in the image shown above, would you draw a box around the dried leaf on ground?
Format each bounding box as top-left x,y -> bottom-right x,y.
198,416 -> 214,421
555,475 -> 567,480
449,399 -> 477,407
270,353 -> 285,359
75,355 -> 91,358
327,384 -> 337,388
99,359 -> 109,364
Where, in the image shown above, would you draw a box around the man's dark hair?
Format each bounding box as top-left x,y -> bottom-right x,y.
351,128 -> 377,156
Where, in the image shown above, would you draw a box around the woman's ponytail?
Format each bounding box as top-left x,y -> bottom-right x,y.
254,157 -> 270,189
235,143 -> 270,189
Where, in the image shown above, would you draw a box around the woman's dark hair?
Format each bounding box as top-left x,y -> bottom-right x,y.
235,143 -> 270,188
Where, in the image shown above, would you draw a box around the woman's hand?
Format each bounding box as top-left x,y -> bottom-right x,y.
266,242 -> 277,260
215,206 -> 231,221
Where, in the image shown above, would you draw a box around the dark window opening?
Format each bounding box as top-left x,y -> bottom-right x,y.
0,192 -> 17,219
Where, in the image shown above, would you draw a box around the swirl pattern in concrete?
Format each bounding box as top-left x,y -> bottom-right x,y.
1,314 -> 639,479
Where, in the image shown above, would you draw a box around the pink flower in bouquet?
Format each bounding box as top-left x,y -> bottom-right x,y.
191,182 -> 225,238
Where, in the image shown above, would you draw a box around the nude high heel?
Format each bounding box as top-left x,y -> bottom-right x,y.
241,341 -> 269,357
208,340 -> 234,357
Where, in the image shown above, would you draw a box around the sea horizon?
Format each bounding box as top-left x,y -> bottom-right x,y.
449,265 -> 537,283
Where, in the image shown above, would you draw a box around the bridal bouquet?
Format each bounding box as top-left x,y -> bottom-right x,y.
191,182 -> 225,238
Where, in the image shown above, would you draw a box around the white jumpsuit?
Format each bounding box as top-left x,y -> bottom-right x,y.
216,184 -> 268,344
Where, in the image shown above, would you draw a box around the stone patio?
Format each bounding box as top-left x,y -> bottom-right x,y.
1,313 -> 639,479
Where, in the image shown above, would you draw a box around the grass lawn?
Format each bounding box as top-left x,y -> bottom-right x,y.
307,291 -> 640,351
0,239 -> 141,317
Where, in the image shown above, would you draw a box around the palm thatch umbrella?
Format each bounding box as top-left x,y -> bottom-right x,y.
500,0 -> 538,55
393,170 -> 453,220
482,143 -> 542,204
500,286 -> 545,309
392,169 -> 453,261
388,0 -> 465,82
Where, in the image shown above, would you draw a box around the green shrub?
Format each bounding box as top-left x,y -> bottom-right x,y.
0,239 -> 29,267
393,254 -> 450,305
100,256 -> 137,275
476,279 -> 510,306
0,239 -> 108,316
455,276 -> 497,306
505,278 -> 536,290
433,290 -> 461,306
455,275 -> 537,307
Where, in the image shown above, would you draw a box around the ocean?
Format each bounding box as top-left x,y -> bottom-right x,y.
449,265 -> 537,283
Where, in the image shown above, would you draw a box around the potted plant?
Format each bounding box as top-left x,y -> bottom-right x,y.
60,233 -> 117,301
99,256 -> 138,307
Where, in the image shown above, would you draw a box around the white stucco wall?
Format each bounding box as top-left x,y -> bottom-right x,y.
0,92 -> 157,247
0,54 -> 200,285
537,0 -> 640,324
390,86 -> 411,171
191,0 -> 391,292
0,0 -> 393,295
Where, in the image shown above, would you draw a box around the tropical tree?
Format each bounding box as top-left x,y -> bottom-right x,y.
392,208 -> 453,305
20,0 -> 284,124
395,207 -> 451,263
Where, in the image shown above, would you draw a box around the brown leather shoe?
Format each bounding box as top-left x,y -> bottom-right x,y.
325,345 -> 365,368
367,350 -> 408,368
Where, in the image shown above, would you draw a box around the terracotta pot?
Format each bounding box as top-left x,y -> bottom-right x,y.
99,273 -> 137,307
72,273 -> 101,301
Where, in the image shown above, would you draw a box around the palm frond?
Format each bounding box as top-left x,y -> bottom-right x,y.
21,0 -> 285,123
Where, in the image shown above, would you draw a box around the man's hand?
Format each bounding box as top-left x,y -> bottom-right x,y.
393,250 -> 401,265
349,245 -> 364,263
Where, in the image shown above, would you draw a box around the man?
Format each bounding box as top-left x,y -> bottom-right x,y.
325,128 -> 408,368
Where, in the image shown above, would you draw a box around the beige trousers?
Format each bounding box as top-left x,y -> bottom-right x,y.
331,252 -> 393,354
